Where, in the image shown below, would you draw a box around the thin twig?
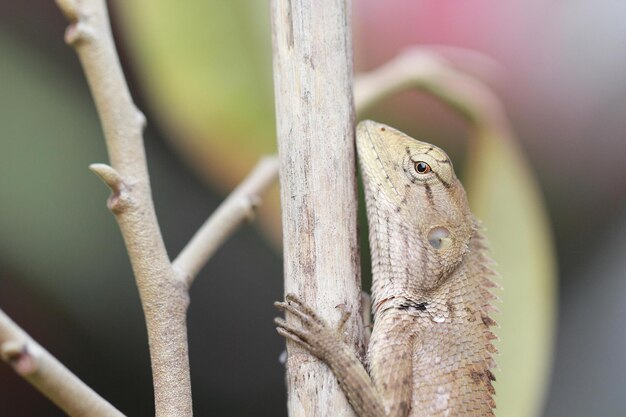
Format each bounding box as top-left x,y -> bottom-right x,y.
355,49 -> 441,113
173,155 -> 279,285
0,309 -> 125,417
355,47 -> 503,127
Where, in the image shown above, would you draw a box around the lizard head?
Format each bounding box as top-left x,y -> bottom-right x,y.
356,120 -> 476,287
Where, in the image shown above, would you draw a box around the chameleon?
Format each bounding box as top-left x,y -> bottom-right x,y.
275,120 -> 499,417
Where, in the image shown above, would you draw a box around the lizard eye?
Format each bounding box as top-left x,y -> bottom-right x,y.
414,161 -> 431,174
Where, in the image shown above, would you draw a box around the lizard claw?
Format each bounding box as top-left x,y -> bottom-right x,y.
274,317 -> 315,352
276,294 -> 326,326
274,293 -> 344,360
334,303 -> 352,334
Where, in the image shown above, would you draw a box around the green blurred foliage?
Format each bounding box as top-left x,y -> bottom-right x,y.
114,0 -> 275,187
0,30 -> 136,324
466,125 -> 556,417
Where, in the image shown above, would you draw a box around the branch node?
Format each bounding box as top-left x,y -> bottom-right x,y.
90,163 -> 130,214
56,0 -> 95,47
136,110 -> 147,131
1,341 -> 39,376
90,163 -> 123,191
64,21 -> 94,46
244,195 -> 262,221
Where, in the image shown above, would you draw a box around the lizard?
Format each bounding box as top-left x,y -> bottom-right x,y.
275,120 -> 499,417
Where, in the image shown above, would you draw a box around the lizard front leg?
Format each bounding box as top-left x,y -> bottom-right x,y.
275,294 -> 411,417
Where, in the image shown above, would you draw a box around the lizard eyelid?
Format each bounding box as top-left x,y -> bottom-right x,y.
403,153 -> 437,183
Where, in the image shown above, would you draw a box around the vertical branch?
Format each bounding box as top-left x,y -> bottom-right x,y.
55,3 -> 280,415
56,1 -> 192,415
271,1 -> 362,416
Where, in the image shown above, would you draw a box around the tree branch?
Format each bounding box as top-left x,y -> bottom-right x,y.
56,0 -> 192,415
0,309 -> 124,417
173,155 -> 279,285
355,47 -> 500,125
271,1 -> 362,416
53,1 -> 281,415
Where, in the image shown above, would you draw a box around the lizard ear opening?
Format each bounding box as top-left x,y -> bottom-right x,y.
427,226 -> 451,250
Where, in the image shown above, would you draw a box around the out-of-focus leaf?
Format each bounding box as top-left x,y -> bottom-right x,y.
114,0 -> 275,188
113,0 -> 283,242
466,125 -> 556,417
0,29 -> 150,346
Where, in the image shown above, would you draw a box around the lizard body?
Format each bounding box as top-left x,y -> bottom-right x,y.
276,120 -> 498,417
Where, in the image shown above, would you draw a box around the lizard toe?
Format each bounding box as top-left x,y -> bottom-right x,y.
284,294 -> 325,325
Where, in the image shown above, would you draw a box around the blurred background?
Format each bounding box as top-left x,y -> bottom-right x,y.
1,1 -> 625,416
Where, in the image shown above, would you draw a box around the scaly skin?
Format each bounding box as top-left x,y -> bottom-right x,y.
276,120 -> 498,417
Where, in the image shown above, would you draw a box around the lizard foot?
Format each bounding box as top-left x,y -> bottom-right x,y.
274,294 -> 348,360
275,295 -> 389,417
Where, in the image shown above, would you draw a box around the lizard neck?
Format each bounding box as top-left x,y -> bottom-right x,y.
367,201 -> 428,311
365,197 -> 476,315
